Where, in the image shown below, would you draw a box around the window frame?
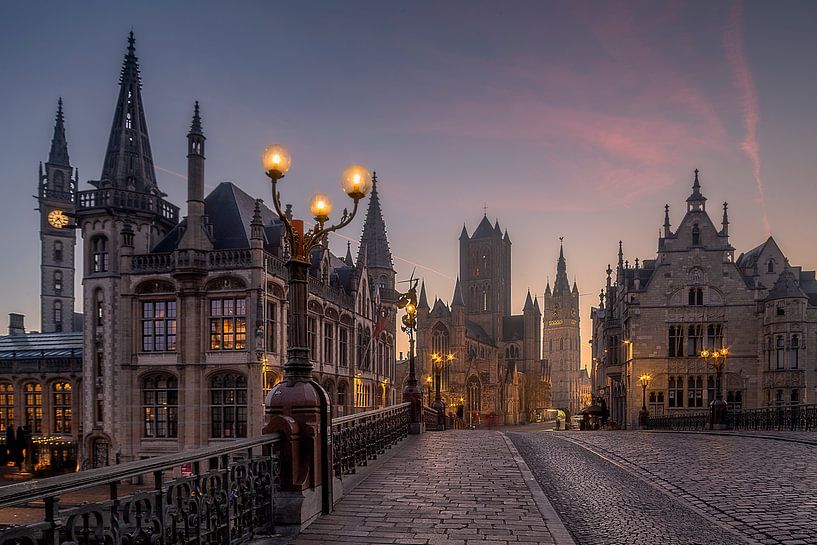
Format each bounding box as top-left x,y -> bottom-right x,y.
209,298 -> 247,351
141,300 -> 178,352
142,373 -> 178,438
210,373 -> 248,438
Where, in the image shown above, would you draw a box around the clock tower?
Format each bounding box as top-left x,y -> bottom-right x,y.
37,98 -> 78,333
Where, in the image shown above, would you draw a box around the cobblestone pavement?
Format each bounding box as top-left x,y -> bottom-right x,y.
295,430 -> 568,545
510,430 -> 817,545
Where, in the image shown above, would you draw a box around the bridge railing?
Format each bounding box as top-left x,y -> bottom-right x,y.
648,410 -> 709,431
728,404 -> 817,431
331,402 -> 410,478
423,405 -> 442,430
0,434 -> 281,545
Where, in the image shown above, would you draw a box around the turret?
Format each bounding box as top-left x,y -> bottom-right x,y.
686,168 -> 707,212
357,172 -> 395,294
663,204 -> 672,237
178,102 -> 211,251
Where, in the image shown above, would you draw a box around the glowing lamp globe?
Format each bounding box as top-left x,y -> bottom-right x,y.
341,164 -> 372,199
309,193 -> 333,222
262,144 -> 292,179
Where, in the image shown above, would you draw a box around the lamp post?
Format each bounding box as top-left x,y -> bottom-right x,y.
425,376 -> 433,406
701,347 -> 729,430
638,373 -> 652,429
262,144 -> 372,522
398,277 -> 422,432
431,352 -> 455,429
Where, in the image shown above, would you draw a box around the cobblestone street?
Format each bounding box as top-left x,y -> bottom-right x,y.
294,430 -> 572,545
510,430 -> 817,545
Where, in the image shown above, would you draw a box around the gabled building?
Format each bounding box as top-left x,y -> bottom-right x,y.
415,215 -> 550,426
591,171 -> 817,428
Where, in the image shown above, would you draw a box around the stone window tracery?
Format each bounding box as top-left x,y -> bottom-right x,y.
210,373 -> 247,438
143,374 -> 178,438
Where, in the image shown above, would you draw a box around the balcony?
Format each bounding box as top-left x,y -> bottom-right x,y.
77,188 -> 179,227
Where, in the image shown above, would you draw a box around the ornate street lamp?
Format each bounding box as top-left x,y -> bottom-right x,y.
425,375 -> 433,406
262,145 -> 371,518
431,352 -> 455,428
638,373 -> 652,429
701,347 -> 729,429
262,146 -> 371,384
397,276 -> 422,432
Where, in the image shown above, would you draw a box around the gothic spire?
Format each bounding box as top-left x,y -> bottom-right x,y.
99,32 -> 159,194
721,202 -> 730,237
533,295 -> 540,314
663,204 -> 671,237
617,240 -> 624,270
344,241 -> 354,267
523,290 -> 534,311
459,223 -> 469,240
190,100 -> 203,135
686,168 -> 707,211
418,280 -> 429,310
452,277 -> 465,307
356,172 -> 394,270
48,98 -> 70,166
554,237 -> 570,294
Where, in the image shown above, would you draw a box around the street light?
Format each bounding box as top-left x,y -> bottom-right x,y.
638,373 -> 652,429
425,376 -> 433,405
398,275 -> 421,431
263,144 -> 371,385
431,352 -> 455,429
701,346 -> 729,429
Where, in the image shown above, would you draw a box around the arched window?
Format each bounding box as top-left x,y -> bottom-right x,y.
24,383 -> 43,433
431,324 -> 451,391
91,236 -> 109,273
790,335 -> 800,369
767,259 -> 775,273
54,270 -> 63,293
466,376 -> 481,424
210,373 -> 247,438
54,240 -> 63,262
691,224 -> 700,246
0,383 -> 13,432
143,374 -> 178,438
481,287 -> 488,311
53,381 -> 72,434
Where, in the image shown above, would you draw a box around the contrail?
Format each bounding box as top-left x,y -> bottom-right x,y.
724,0 -> 771,234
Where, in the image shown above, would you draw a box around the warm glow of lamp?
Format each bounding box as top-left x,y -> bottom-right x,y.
406,303 -> 416,314
638,373 -> 652,387
262,144 -> 292,179
426,376 -> 432,383
341,164 -> 372,199
309,193 -> 333,222
720,347 -> 729,357
700,349 -> 710,359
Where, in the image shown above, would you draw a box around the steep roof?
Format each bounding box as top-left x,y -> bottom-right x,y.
153,182 -> 283,253
502,315 -> 524,341
766,269 -> 808,300
98,32 -> 159,194
356,173 -> 394,271
452,277 -> 465,306
48,98 -> 70,166
472,215 -> 496,238
465,320 -> 492,345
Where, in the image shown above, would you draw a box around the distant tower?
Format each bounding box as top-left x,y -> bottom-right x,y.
459,215 -> 512,342
38,98 -> 78,332
542,238 -> 581,414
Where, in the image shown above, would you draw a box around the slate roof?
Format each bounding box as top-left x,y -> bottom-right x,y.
502,315 -> 524,341
472,216 -> 496,238
465,320 -> 492,345
356,174 -> 394,270
153,182 -> 284,254
767,269 -> 808,301
0,332 -> 83,360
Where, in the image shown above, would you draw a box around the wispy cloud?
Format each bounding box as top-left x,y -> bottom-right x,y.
724,0 -> 771,234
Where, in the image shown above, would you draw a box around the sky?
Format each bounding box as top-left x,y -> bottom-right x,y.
1,1 -> 817,368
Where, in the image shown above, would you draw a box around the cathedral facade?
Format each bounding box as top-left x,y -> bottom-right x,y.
591,171 -> 817,428
415,216 -> 551,426
30,34 -> 399,467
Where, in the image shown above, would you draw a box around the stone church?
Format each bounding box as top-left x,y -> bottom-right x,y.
31,34 -> 400,468
415,215 -> 551,426
591,171 -> 817,428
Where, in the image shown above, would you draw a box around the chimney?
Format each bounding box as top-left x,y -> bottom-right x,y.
8,313 -> 25,336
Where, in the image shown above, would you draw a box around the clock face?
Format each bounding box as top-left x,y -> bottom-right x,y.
47,209 -> 69,229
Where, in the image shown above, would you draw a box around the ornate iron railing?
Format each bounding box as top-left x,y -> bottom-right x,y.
648,410 -> 710,431
0,434 -> 281,545
331,403 -> 410,478
728,404 -> 817,431
423,405 -> 442,430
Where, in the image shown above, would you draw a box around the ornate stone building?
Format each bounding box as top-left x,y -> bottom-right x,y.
26,34 -> 398,467
415,215 -> 550,426
542,241 -> 582,416
591,171 -> 817,428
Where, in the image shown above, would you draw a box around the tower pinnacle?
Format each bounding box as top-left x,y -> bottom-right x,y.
356,171 -> 394,271
48,98 -> 70,166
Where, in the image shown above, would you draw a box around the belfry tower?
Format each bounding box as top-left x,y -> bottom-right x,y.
542,238 -> 581,415
37,98 -> 78,332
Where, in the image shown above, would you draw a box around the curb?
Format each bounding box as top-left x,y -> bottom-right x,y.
643,429 -> 817,446
500,433 -> 577,545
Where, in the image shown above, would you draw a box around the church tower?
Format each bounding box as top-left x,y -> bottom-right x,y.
38,98 -> 78,332
459,215 -> 512,342
542,239 -> 581,414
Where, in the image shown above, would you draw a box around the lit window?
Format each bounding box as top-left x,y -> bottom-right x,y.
209,298 -> 246,350
53,382 -> 72,434
210,373 -> 247,438
24,383 -> 43,433
0,383 -> 13,432
142,374 -> 178,438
